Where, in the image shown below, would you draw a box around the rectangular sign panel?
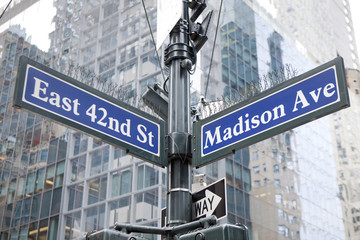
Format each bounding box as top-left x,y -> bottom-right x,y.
192,178 -> 227,221
14,56 -> 166,167
193,57 -> 350,167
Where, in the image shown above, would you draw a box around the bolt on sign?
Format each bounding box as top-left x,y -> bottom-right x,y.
14,56 -> 166,167
193,57 -> 350,167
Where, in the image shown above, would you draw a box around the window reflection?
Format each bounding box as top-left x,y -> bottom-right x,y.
137,165 -> 158,190
85,204 -> 105,233
111,169 -> 132,197
110,197 -> 131,224
87,175 -> 107,205
135,190 -> 158,222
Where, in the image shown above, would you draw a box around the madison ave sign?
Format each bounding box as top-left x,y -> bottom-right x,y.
14,56 -> 350,169
14,56 -> 166,167
193,57 -> 350,167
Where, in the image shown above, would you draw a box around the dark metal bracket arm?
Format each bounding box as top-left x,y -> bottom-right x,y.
114,215 -> 218,237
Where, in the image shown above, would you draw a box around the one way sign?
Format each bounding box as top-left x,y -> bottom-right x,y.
192,178 -> 227,220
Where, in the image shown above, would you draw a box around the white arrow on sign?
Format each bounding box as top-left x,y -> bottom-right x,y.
193,190 -> 222,219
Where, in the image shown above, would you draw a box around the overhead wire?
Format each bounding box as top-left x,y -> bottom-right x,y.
0,0 -> 13,19
141,0 -> 167,83
204,0 -> 224,99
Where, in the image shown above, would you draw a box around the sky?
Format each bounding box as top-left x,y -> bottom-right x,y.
0,0 -> 55,51
349,0 -> 360,65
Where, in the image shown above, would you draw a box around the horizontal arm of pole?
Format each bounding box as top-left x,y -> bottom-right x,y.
113,215 -> 218,236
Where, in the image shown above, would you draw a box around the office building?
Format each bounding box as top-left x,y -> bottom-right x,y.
0,0 -> 358,239
331,68 -> 360,240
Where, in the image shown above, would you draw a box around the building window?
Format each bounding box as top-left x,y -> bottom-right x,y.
112,148 -> 128,168
83,28 -> 98,45
137,165 -> 158,190
25,172 -> 35,196
278,224 -> 289,237
85,204 -> 106,233
100,69 -> 115,82
99,52 -> 116,74
253,165 -> 260,174
275,194 -> 282,204
70,155 -> 86,182
40,190 -> 52,218
87,175 -> 107,205
274,179 -> 280,188
55,161 -> 65,187
285,133 -> 290,146
280,153 -> 285,163
103,1 -> 118,18
48,216 -> 59,239
226,159 -> 233,184
135,190 -> 158,222
264,178 -> 269,185
273,164 -> 279,173
90,147 -> 109,176
51,187 -> 62,215
272,149 -> 278,159
30,194 -> 41,222
110,197 -> 131,224
111,169 -> 132,197
68,183 -> 84,211
100,33 -> 117,53
45,165 -> 56,190
102,14 -> 118,36
16,177 -> 25,199
47,139 -> 58,164
227,185 -> 235,213
141,52 -> 159,76
252,151 -> 259,160
119,62 -> 137,84
65,211 -> 82,239
35,168 -> 45,193
278,209 -> 284,218
140,76 -> 157,94
142,38 -> 153,53
38,219 -> 48,239
234,163 -> 242,189
83,44 -> 97,63
73,133 -> 88,156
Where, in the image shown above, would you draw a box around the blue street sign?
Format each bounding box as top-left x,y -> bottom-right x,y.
14,56 -> 166,166
193,57 -> 350,167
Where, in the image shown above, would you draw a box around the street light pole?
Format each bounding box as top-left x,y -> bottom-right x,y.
166,0 -> 193,229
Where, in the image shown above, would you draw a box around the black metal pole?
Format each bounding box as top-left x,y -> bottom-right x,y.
166,0 -> 193,230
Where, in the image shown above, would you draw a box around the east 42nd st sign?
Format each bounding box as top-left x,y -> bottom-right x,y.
14,56 -> 166,167
193,57 -> 350,167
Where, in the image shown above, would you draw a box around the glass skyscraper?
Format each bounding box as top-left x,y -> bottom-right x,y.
0,0 -> 359,239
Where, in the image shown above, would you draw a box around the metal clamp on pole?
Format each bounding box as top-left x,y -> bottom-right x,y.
164,42 -> 196,66
167,132 -> 192,161
164,18 -> 196,68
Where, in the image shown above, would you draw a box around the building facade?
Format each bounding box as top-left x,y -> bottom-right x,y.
0,25 -> 67,239
0,0 -> 359,239
331,68 -> 360,239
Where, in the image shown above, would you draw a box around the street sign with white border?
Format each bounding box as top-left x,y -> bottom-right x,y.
193,57 -> 350,167
14,56 -> 167,167
192,178 -> 227,220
